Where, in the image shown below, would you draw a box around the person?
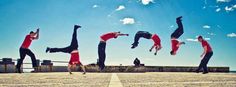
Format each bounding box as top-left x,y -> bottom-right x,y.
46,25 -> 86,74
196,36 -> 213,74
170,16 -> 185,55
97,32 -> 129,70
133,58 -> 140,67
16,28 -> 40,73
131,31 -> 162,55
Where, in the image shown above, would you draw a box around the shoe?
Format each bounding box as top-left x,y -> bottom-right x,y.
69,72 -> 73,74
46,47 -> 50,53
202,72 -> 208,74
16,67 -> 21,73
74,25 -> 81,30
83,72 -> 86,75
177,16 -> 182,21
195,71 -> 199,73
131,43 -> 138,49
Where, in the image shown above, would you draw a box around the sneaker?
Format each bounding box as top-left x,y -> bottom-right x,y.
83,72 -> 86,75
16,67 -> 21,73
69,72 -> 73,74
202,72 -> 208,74
154,53 -> 157,55
131,43 -> 138,49
177,16 -> 182,21
74,25 -> 81,30
46,47 -> 50,53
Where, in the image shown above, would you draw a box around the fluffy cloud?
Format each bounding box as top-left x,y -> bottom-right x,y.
120,18 -> 135,25
203,25 -> 211,29
227,33 -> 236,37
116,5 -> 125,11
216,8 -> 221,12
92,5 -> 99,8
217,0 -> 231,3
225,6 -> 234,12
208,32 -> 216,36
141,0 -> 154,5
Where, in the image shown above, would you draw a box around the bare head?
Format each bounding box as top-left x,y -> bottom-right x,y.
29,31 -> 36,37
198,36 -> 203,42
170,50 -> 176,55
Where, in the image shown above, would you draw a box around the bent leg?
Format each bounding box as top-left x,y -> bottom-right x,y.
16,48 -> 27,69
26,49 -> 37,68
171,18 -> 184,39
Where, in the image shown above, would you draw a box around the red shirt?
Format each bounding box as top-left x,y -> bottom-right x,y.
151,34 -> 161,47
171,39 -> 179,52
21,35 -> 33,49
100,32 -> 117,41
69,52 -> 81,65
201,40 -> 212,52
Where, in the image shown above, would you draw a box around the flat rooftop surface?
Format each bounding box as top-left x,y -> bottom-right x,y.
0,72 -> 236,87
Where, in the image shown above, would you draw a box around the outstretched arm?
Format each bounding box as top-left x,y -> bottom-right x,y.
149,45 -> 155,52
118,33 -> 129,36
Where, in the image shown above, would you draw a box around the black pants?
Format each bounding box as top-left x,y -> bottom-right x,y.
16,48 -> 37,68
171,19 -> 184,39
196,52 -> 213,72
132,31 -> 152,45
49,28 -> 78,53
98,42 -> 106,69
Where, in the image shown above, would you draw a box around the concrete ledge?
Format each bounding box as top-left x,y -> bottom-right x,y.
43,66 -> 229,73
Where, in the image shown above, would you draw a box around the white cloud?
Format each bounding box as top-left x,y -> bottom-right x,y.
216,8 -> 221,12
225,6 -> 234,12
208,32 -> 216,36
227,33 -> 236,37
116,5 -> 125,11
186,38 -> 198,42
233,4 -> 236,8
217,0 -> 231,3
141,0 -> 154,5
203,25 -> 211,29
92,5 -> 99,8
120,18 -> 135,25
186,37 -> 210,42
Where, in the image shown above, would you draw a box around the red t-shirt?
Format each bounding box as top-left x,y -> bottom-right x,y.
69,52 -> 81,65
100,32 -> 117,41
151,34 -> 161,47
21,35 -> 33,49
201,40 -> 212,52
171,39 -> 179,52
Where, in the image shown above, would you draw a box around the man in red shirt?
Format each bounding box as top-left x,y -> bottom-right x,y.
196,36 -> 213,74
46,25 -> 86,74
170,16 -> 185,55
98,32 -> 129,70
131,31 -> 162,55
16,28 -> 39,73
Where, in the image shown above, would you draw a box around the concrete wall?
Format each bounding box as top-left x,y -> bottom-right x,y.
41,65 -> 229,73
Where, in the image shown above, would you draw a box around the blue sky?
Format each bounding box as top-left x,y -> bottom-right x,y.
0,0 -> 236,70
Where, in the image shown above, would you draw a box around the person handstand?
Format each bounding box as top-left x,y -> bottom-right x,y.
131,31 -> 162,55
46,25 -> 86,74
170,16 -> 185,55
98,32 -> 129,70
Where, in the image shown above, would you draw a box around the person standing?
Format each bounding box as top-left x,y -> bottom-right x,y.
98,32 -> 129,70
16,28 -> 40,73
196,36 -> 213,74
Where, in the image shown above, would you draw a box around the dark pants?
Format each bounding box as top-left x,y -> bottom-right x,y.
16,48 -> 37,68
196,52 -> 213,72
98,42 -> 106,70
171,19 -> 184,39
132,31 -> 152,46
49,28 -> 78,53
